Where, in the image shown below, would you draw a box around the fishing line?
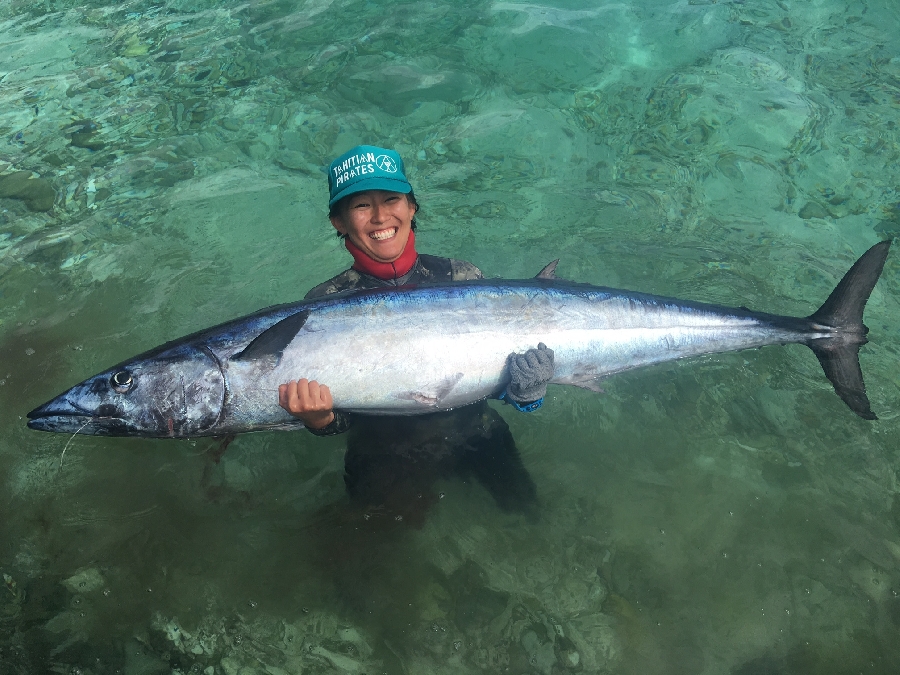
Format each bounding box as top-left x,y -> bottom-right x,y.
58,420 -> 90,474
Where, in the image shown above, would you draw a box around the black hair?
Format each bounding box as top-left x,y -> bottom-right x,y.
330,190 -> 419,238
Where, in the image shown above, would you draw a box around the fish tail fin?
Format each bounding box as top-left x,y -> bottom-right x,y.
806,240 -> 891,420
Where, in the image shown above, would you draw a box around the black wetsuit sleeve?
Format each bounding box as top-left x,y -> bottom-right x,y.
305,410 -> 353,436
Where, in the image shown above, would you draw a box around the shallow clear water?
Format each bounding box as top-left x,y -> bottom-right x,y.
2,0 -> 900,672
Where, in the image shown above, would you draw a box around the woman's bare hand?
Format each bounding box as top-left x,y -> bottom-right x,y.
278,379 -> 335,429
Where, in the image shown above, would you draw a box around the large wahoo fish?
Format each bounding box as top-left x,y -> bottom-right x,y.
28,242 -> 890,437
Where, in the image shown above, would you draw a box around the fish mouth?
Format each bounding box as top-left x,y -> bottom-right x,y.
27,399 -> 124,434
27,414 -> 109,434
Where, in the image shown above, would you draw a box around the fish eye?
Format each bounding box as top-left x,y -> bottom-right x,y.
110,370 -> 134,393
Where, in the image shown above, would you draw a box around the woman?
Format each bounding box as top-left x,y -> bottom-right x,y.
278,145 -> 553,519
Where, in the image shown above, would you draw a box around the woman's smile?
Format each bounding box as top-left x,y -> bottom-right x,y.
370,227 -> 398,241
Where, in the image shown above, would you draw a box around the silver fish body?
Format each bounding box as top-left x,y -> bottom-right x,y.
238,283 -> 810,416
27,242 -> 891,437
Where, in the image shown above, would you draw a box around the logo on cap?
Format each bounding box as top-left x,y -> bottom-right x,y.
375,155 -> 398,173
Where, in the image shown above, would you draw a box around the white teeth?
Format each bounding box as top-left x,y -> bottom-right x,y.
370,228 -> 396,241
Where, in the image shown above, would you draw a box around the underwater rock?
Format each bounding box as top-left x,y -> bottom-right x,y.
121,34 -> 149,57
238,139 -> 270,160
155,51 -> 182,63
123,637 -> 169,674
221,117 -> 243,131
173,136 -> 205,158
555,634 -> 582,671
61,567 -> 105,593
342,57 -> 479,116
521,628 -> 558,675
449,560 -> 511,630
1,573 -> 24,621
42,153 -> 67,167
275,150 -> 318,173
0,171 -> 56,211
70,131 -> 105,151
68,120 -> 105,151
133,162 -> 197,188
798,201 -> 829,219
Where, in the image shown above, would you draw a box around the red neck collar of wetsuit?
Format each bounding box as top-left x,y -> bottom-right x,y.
345,229 -> 418,280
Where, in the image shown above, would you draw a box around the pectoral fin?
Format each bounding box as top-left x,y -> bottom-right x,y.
232,310 -> 310,365
570,379 -> 605,394
557,369 -> 606,394
397,372 -> 464,407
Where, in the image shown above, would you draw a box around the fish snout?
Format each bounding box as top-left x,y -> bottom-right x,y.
27,395 -> 88,421
26,393 -> 126,434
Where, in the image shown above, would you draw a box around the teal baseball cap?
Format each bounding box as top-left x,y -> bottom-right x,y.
328,145 -> 412,206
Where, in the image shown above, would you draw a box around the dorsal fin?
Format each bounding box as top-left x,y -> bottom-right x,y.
232,310 -> 310,364
535,260 -> 559,279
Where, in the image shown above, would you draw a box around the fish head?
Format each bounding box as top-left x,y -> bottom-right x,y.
27,344 -> 225,437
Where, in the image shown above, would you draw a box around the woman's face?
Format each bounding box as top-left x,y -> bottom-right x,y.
330,190 -> 416,263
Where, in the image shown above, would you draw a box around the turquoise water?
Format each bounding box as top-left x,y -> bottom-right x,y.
3,0 -> 900,671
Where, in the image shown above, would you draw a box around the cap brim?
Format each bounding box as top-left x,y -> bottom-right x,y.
329,177 -> 412,206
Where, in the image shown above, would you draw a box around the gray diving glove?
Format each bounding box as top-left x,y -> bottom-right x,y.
503,342 -> 554,412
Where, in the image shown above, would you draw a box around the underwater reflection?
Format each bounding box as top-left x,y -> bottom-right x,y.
341,402 -> 538,528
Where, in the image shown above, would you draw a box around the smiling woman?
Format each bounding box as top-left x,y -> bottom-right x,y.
278,144 -> 556,435
330,189 -> 417,263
